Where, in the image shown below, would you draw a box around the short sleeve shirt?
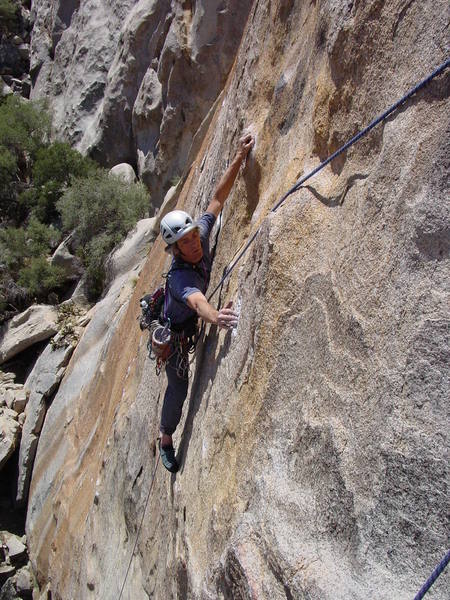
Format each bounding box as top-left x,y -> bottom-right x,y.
165,212 -> 216,325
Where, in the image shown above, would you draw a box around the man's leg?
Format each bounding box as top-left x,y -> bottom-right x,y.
159,350 -> 189,470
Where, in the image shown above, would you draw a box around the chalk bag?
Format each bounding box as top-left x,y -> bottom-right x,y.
151,325 -> 172,362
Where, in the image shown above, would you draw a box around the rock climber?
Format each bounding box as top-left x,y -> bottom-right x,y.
158,133 -> 254,472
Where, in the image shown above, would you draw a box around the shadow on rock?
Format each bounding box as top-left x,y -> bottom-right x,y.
177,327 -> 233,471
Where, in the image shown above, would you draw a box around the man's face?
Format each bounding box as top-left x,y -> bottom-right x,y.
176,228 -> 203,263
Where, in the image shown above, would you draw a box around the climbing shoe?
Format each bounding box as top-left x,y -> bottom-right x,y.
159,441 -> 179,473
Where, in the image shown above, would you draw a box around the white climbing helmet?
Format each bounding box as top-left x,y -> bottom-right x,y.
160,210 -> 198,245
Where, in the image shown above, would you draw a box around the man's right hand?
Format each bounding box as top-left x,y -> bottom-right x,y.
237,133 -> 254,162
217,301 -> 239,330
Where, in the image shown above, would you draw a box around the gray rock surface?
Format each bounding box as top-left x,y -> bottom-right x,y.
16,342 -> 74,506
10,389 -> 27,415
0,306 -> 58,365
104,217 -> 157,285
0,375 -> 28,415
30,0 -> 253,209
26,1 -> 449,600
0,0 -> 31,95
0,408 -> 19,472
0,80 -> 13,97
0,577 -> 16,599
50,236 -> 83,280
2,535 -> 26,564
14,564 -> 34,597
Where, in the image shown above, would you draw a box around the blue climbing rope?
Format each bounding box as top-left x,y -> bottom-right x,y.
413,549 -> 450,600
208,57 -> 449,301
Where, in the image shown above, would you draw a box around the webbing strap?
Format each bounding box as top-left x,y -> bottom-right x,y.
208,57 -> 449,301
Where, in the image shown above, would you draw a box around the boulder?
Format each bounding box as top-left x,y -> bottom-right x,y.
0,574 -> 16,595
1,389 -> 14,409
25,343 -> 74,400
0,306 -> 58,365
0,382 -> 29,413
18,44 -> 30,60
11,389 -> 28,415
14,564 -> 34,598
0,408 -> 19,472
3,534 -> 27,564
16,342 -> 74,506
108,163 -> 137,184
50,237 -> 83,280
0,373 -> 15,384
0,80 -> 13,97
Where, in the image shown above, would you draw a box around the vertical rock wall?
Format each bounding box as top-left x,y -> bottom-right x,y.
30,0 -> 253,209
27,1 -> 449,599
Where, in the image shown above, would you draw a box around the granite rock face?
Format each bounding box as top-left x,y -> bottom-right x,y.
27,1 -> 449,599
0,407 -> 19,472
0,0 -> 32,98
30,0 -> 253,209
15,342 -> 74,506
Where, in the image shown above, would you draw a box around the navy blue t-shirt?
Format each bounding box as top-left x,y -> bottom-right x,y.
164,212 -> 216,325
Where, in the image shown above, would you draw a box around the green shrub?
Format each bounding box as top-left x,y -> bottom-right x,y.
18,257 -> 66,297
25,142 -> 98,224
0,96 -> 50,158
0,273 -> 28,322
0,146 -> 16,186
33,142 -> 98,187
0,226 -> 27,271
0,218 -> 60,273
57,170 -> 148,243
0,97 -> 51,222
26,217 -> 61,256
0,0 -> 18,27
82,232 -> 115,300
57,170 -> 148,299
0,147 -> 17,213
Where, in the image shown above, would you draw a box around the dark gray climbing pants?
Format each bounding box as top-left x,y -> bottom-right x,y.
160,348 -> 189,436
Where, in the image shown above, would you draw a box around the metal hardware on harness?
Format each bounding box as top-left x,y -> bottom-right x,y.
149,323 -> 199,377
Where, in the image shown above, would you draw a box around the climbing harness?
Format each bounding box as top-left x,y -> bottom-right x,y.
413,549 -> 450,600
140,263 -> 202,375
208,57 -> 450,301
117,451 -> 161,600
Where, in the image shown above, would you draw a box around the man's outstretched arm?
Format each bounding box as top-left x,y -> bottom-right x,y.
207,134 -> 254,218
187,292 -> 238,329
